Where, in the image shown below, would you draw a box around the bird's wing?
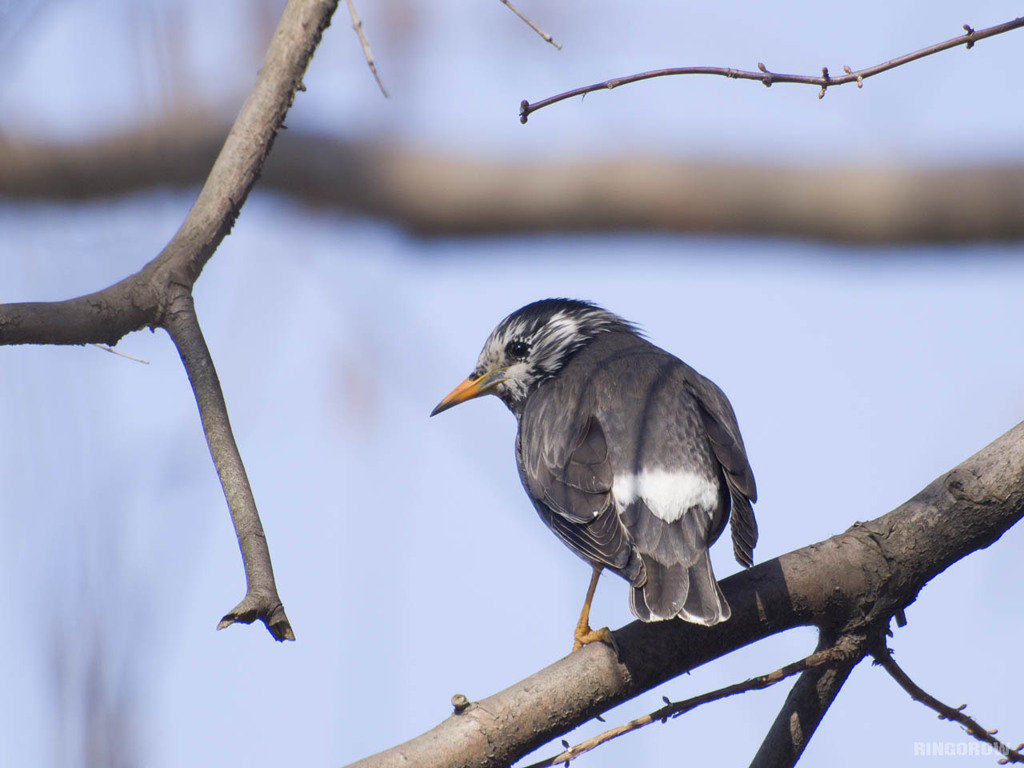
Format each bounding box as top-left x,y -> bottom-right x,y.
518,394 -> 635,574
684,372 -> 759,567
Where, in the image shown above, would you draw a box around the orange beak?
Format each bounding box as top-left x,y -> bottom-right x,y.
430,369 -> 508,416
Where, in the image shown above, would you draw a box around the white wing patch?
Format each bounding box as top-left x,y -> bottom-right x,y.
613,468 -> 719,523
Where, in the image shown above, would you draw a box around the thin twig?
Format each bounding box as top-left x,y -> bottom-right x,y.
90,343 -> 150,364
499,0 -> 561,50
873,647 -> 1023,764
347,0 -> 388,97
520,16 -> 1024,122
524,644 -> 852,768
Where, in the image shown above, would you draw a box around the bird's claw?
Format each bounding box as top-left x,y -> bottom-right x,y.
572,625 -> 619,655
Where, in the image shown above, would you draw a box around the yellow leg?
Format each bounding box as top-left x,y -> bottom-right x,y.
572,565 -> 616,652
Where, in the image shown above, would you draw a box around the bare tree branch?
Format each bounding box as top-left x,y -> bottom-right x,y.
3,125 -> 1024,245
91,343 -> 150,364
163,292 -> 293,640
872,646 -> 1024,764
526,642 -> 856,768
346,0 -> 388,97
0,0 -> 341,640
498,0 -> 561,50
749,632 -> 861,768
520,16 -> 1024,122
344,420 -> 1024,768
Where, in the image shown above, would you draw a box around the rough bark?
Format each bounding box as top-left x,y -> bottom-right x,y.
748,632 -> 861,768
345,419 -> 1024,768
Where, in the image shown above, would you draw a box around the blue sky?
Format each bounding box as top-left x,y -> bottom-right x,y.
2,1 -> 1023,766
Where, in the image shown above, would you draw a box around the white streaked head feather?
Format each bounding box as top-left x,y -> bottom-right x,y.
470,300 -> 633,415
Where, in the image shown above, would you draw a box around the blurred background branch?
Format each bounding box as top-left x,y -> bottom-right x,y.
3,120 -> 1024,244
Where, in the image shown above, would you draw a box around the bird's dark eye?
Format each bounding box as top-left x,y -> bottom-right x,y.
505,340 -> 531,361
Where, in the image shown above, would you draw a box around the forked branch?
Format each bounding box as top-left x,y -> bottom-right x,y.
346,420 -> 1024,768
749,633 -> 862,768
520,16 -> 1024,122
0,0 -> 340,641
873,646 -> 1024,764
525,642 -> 857,768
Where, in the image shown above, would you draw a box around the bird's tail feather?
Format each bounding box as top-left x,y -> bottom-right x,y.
629,554 -> 730,625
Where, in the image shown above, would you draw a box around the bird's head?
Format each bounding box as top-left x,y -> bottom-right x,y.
431,298 -> 636,418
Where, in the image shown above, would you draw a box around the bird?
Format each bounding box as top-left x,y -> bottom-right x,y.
430,298 -> 757,651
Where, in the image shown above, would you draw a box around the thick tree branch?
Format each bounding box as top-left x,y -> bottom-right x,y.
150,0 -> 338,285
4,126 -> 1024,245
345,419 -> 1024,768
520,17 -> 1024,121
0,0 -> 340,640
0,277 -> 160,347
749,633 -> 861,768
